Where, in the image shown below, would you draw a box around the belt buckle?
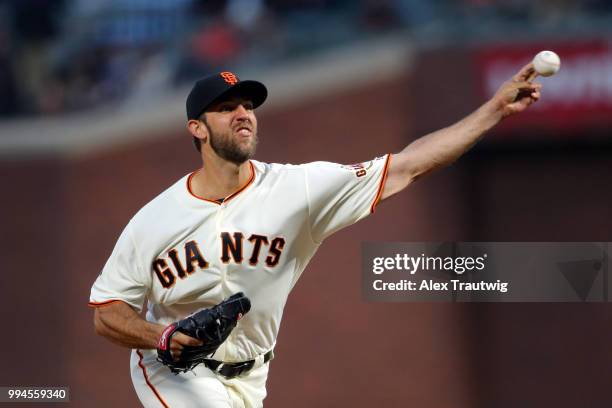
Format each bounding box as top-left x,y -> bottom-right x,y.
218,360 -> 255,379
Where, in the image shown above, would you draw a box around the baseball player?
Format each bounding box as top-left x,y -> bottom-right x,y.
89,66 -> 542,407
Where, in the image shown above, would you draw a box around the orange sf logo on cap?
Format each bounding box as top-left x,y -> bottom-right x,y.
220,71 -> 238,85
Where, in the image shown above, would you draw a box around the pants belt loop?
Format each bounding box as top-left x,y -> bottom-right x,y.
254,353 -> 265,368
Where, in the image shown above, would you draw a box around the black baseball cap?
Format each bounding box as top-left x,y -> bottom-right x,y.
186,71 -> 268,120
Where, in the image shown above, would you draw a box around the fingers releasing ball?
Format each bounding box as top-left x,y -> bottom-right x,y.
533,50 -> 561,77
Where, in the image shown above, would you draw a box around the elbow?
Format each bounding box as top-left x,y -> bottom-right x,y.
381,169 -> 415,201
400,166 -> 419,189
93,309 -> 108,337
405,160 -> 443,184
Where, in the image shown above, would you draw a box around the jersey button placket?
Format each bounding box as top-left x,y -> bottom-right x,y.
218,202 -> 238,348
216,203 -> 228,290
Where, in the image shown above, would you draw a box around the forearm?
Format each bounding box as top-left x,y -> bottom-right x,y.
381,64 -> 540,200
400,100 -> 502,181
94,302 -> 164,349
381,100 -> 502,200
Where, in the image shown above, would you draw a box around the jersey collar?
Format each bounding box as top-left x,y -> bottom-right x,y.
186,161 -> 256,205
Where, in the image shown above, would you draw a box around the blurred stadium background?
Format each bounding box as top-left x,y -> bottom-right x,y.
1,0 -> 612,407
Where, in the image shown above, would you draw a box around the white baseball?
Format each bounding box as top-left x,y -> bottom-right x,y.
533,50 -> 561,77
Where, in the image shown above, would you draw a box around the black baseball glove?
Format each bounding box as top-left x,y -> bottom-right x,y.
156,292 -> 251,374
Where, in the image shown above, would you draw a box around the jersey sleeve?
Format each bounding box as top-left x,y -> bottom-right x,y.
89,221 -> 150,312
303,154 -> 391,243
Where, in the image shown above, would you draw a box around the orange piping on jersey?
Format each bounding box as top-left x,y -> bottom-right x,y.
187,161 -> 255,205
87,299 -> 122,308
224,161 -> 256,202
137,350 -> 170,408
370,154 -> 392,214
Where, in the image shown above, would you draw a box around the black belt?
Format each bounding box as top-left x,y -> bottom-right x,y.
203,350 -> 274,379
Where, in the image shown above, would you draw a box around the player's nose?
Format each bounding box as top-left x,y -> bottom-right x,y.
234,104 -> 250,117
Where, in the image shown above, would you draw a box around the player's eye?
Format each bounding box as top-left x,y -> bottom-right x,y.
242,102 -> 254,110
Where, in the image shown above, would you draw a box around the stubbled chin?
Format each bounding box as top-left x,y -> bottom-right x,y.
234,138 -> 255,153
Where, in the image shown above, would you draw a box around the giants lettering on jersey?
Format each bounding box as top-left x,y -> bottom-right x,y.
152,232 -> 286,288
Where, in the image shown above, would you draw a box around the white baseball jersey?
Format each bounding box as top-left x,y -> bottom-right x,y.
89,155 -> 390,407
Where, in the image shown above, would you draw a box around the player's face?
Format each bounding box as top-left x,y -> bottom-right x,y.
202,97 -> 258,164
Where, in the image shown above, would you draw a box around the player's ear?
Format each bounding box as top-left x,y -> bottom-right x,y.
187,119 -> 208,144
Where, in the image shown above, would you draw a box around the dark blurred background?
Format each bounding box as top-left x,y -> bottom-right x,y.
1,1 -> 612,407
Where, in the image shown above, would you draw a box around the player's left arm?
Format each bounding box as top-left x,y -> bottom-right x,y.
381,63 -> 541,200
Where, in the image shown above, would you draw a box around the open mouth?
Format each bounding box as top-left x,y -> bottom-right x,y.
235,127 -> 252,136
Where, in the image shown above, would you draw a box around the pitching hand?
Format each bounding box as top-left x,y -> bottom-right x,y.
492,63 -> 542,118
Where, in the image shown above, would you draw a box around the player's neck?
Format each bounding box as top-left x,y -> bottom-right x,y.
192,154 -> 251,200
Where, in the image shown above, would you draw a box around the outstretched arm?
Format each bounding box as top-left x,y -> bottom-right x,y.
381,63 -> 541,200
